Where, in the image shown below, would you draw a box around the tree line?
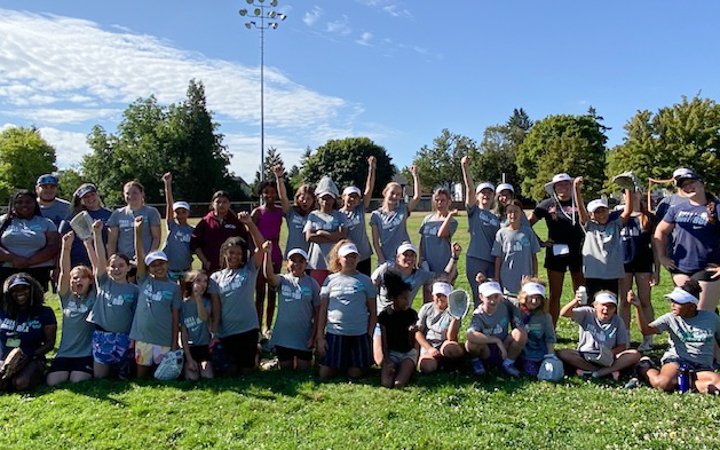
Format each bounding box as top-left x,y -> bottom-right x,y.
1,82 -> 718,205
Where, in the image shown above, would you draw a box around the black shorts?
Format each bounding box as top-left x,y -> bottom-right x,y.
275,345 -> 313,362
220,329 -> 259,369
48,356 -> 94,375
189,345 -> 211,363
624,250 -> 654,274
585,278 -> 619,300
543,247 -> 583,273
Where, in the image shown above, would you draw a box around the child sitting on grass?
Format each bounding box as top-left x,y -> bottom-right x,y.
180,270 -> 213,381
516,278 -> 556,378
416,281 -> 465,374
465,280 -> 527,377
378,271 -> 418,389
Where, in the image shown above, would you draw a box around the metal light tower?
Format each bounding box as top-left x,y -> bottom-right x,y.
239,0 -> 286,181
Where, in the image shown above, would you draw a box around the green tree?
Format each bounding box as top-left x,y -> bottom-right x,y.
517,113 -> 608,201
300,137 -> 394,197
607,96 -> 720,192
253,147 -> 292,199
0,127 -> 57,203
57,168 -> 85,200
412,129 -> 479,193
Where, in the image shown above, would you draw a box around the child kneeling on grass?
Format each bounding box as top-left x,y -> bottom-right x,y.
129,216 -> 182,379
416,281 -> 465,374
465,280 -> 527,377
557,290 -> 640,380
378,271 -> 418,388
180,270 -> 214,381
516,278 -> 557,378
316,241 -> 377,380
264,246 -> 321,370
629,280 -> 720,394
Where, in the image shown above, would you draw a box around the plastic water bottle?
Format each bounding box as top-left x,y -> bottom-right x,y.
678,363 -> 691,393
577,286 -> 588,305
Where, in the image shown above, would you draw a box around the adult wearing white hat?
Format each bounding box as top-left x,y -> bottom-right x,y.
340,156 -> 377,276
528,172 -> 585,327
461,156 -> 500,307
630,280 -> 720,394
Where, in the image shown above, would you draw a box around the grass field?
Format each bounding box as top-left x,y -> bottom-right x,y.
2,212 -> 719,450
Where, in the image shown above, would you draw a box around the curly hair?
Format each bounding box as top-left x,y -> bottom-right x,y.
382,271 -> 411,303
327,239 -> 354,273
2,273 -> 46,318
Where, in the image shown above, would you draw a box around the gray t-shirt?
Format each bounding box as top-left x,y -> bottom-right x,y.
0,215 -> 56,268
343,204 -> 373,261
416,302 -> 454,348
572,306 -> 628,352
370,202 -> 411,262
321,272 -> 378,336
522,312 -> 556,362
583,213 -> 625,279
270,274 -> 321,351
87,273 -> 138,334
57,290 -> 96,358
304,210 -> 348,270
181,297 -> 212,347
371,262 -> 435,313
107,205 -> 162,259
163,221 -> 194,271
491,227 -> 541,295
651,311 -> 720,368
208,261 -> 259,338
39,198 -> 71,229
466,205 -> 500,262
467,301 -> 523,341
418,214 -> 458,273
284,208 -> 310,257
129,275 -> 182,347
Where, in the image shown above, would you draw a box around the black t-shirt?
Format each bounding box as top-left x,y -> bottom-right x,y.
533,198 -> 584,249
377,306 -> 418,353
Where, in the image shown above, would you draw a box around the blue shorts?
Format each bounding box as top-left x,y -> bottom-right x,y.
92,330 -> 131,365
320,333 -> 372,370
482,343 -> 504,368
661,355 -> 714,372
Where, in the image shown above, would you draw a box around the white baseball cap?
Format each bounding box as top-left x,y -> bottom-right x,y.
475,182 -> 496,194
173,201 -> 190,211
544,173 -> 573,195
342,186 -> 362,197
144,250 -> 168,266
522,282 -> 546,298
672,167 -> 700,182
594,292 -> 617,305
664,287 -> 699,305
286,248 -> 309,260
495,183 -> 514,194
396,242 -> 418,256
431,282 -> 452,297
587,199 -> 609,213
479,281 -> 503,297
338,243 -> 359,257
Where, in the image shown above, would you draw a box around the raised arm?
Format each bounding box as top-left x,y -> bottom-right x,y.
134,216 -> 147,279
559,291 -> 581,318
106,225 -> 118,257
573,177 -> 588,225
162,172 -> 175,227
437,209 -> 458,238
441,242 -> 461,280
262,241 -> 280,288
57,231 -> 74,297
461,156 -> 475,209
238,212 -> 266,267
92,220 -> 107,277
620,188 -> 633,225
363,156 -> 377,209
273,165 -> 290,215
407,165 -> 421,212
627,290 -> 659,336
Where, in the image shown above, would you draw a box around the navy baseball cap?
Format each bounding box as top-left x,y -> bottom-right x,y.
36,174 -> 59,186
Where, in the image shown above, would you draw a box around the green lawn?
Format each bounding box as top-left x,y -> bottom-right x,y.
2,212 -> 717,450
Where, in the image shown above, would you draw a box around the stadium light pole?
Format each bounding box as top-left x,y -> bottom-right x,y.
239,0 -> 287,181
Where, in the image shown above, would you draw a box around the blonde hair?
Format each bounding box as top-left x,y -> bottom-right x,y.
381,182 -> 403,209
518,277 -> 547,313
327,239 -> 354,273
70,265 -> 93,279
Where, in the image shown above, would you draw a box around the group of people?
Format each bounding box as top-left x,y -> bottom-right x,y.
0,161 -> 719,395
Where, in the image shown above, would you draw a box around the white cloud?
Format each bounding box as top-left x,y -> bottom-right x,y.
326,16 -> 352,36
355,0 -> 412,18
303,6 -> 323,26
37,127 -> 91,168
356,32 -> 373,46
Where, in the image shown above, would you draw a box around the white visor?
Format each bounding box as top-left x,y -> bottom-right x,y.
594,292 -> 617,305
522,282 -> 546,298
479,281 -> 503,297
338,243 -> 359,257
287,248 -> 309,260
664,287 -> 699,305
432,282 -> 452,297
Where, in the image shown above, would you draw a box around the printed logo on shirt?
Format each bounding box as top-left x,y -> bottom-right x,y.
381,213 -> 405,230
346,214 -> 361,228
675,210 -> 709,228
118,219 -> 134,229
290,215 -> 306,228
678,328 -> 713,344
423,224 -> 440,237
224,224 -> 237,230
175,232 -> 192,243
0,318 -> 42,332
6,222 -> 43,236
102,291 -> 134,307
183,315 -> 205,331
586,324 -> 617,344
64,300 -> 91,318
143,284 -> 174,302
329,283 -> 361,303
219,272 -> 247,294
281,284 -> 307,302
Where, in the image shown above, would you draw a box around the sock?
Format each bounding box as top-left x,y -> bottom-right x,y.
503,358 -> 515,367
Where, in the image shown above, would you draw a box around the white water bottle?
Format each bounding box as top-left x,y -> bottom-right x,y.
576,286 -> 587,305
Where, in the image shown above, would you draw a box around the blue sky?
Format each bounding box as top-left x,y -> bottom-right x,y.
1,1 -> 719,182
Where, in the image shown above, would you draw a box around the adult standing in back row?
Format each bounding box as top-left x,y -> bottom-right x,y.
36,174 -> 71,229
106,181 -> 161,262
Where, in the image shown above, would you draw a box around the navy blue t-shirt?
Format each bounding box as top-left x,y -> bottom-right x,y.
0,306 -> 57,360
663,201 -> 720,273
58,208 -> 113,267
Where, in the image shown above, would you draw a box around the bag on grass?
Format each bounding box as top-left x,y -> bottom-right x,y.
154,349 -> 184,381
448,289 -> 470,320
537,354 -> 564,382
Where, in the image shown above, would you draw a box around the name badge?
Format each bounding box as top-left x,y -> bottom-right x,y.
552,244 -> 570,256
6,338 -> 21,348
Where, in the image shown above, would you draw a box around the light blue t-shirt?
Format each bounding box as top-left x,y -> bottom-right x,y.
304,210 -> 347,270
39,198 -> 71,229
208,260 -> 259,338
181,297 -> 212,347
86,273 -> 138,334
467,301 -> 522,341
370,202 -> 411,262
107,205 -> 161,259
270,274 -> 321,351
491,227 -> 541,295
371,262 -> 435,313
129,275 -> 182,347
163,221 -> 194,271
0,215 -> 57,268
57,290 -> 96,358
572,306 -> 628,353
284,208 -> 310,257
466,205 -> 500,262
418,214 -> 457,273
651,311 -> 720,368
343,204 -> 373,261
522,311 -> 556,362
321,272 -> 378,336
416,302 -> 454,348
